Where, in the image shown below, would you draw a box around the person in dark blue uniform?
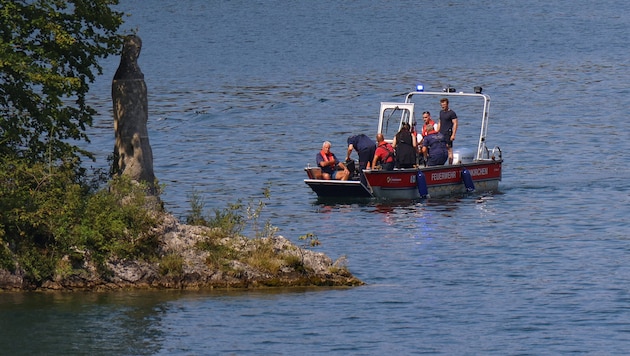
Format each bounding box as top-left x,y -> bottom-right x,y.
421,125 -> 448,166
346,134 -> 376,171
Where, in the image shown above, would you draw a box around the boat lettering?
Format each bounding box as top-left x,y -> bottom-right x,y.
386,176 -> 402,183
468,168 -> 488,176
431,171 -> 457,181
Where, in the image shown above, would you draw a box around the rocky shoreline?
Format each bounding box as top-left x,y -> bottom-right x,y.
0,213 -> 363,292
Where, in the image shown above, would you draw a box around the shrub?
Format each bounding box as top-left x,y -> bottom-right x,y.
185,183 -> 278,240
0,159 -> 161,284
159,254 -> 184,276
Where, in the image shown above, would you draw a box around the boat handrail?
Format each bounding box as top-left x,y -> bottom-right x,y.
403,90 -> 491,161
491,146 -> 502,161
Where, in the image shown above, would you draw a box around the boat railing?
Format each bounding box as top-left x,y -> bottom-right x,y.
404,90 -> 491,161
491,146 -> 502,161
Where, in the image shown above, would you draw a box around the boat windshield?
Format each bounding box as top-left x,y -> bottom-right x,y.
381,107 -> 413,140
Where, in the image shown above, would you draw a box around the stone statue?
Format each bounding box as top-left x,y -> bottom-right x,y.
112,35 -> 157,193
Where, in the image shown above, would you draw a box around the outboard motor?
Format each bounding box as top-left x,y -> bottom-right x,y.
345,159 -> 358,180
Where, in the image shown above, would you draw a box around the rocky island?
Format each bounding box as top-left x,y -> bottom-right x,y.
0,211 -> 363,291
0,35 -> 363,292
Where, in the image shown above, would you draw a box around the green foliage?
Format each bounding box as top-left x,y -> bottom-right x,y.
242,239 -> 284,274
186,183 -> 278,240
185,188 -> 207,226
198,238 -> 236,270
299,233 -> 321,248
78,176 -> 160,262
208,201 -> 245,238
0,159 -> 160,284
159,254 -> 184,276
0,1 -> 168,286
0,0 -> 124,164
15,240 -> 58,284
188,196 -> 244,239
296,232 -> 320,270
0,242 -> 13,272
246,183 -> 278,239
188,185 -> 324,276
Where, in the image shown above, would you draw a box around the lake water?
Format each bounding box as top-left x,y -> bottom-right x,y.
3,0 -> 630,354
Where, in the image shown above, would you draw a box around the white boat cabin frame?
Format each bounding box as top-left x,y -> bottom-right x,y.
376,90 -> 493,162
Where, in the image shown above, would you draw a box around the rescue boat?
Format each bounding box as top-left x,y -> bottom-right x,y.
304,85 -> 503,199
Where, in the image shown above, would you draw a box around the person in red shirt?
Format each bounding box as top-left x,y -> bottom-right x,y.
371,133 -> 395,170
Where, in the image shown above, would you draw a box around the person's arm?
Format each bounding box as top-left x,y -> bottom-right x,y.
422,138 -> 429,158
346,144 -> 354,161
337,161 -> 350,174
317,155 -> 334,168
451,118 -> 458,141
412,132 -> 418,148
372,154 -> 379,168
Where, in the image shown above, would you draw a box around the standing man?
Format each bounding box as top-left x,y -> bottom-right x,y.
436,98 -> 458,165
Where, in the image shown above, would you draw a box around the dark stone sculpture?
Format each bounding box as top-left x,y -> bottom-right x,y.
112,35 -> 157,193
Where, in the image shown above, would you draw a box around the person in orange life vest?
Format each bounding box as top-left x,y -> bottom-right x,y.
316,141 -> 350,180
419,111 -> 437,144
415,111 -> 436,164
371,133 -> 395,171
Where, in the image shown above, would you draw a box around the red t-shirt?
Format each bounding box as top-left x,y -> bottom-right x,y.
374,141 -> 394,164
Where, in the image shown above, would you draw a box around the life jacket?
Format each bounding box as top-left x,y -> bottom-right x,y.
422,120 -> 436,137
377,142 -> 395,163
320,150 -> 334,162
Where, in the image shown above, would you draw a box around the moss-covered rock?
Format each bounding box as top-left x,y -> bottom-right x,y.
0,212 -> 364,291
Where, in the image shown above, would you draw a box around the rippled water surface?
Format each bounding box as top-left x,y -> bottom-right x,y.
3,0 -> 630,354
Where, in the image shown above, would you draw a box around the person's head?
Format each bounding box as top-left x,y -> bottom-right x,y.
376,133 -> 384,143
422,111 -> 432,124
425,124 -> 435,134
440,98 -> 449,110
322,141 -> 331,152
401,122 -> 410,131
